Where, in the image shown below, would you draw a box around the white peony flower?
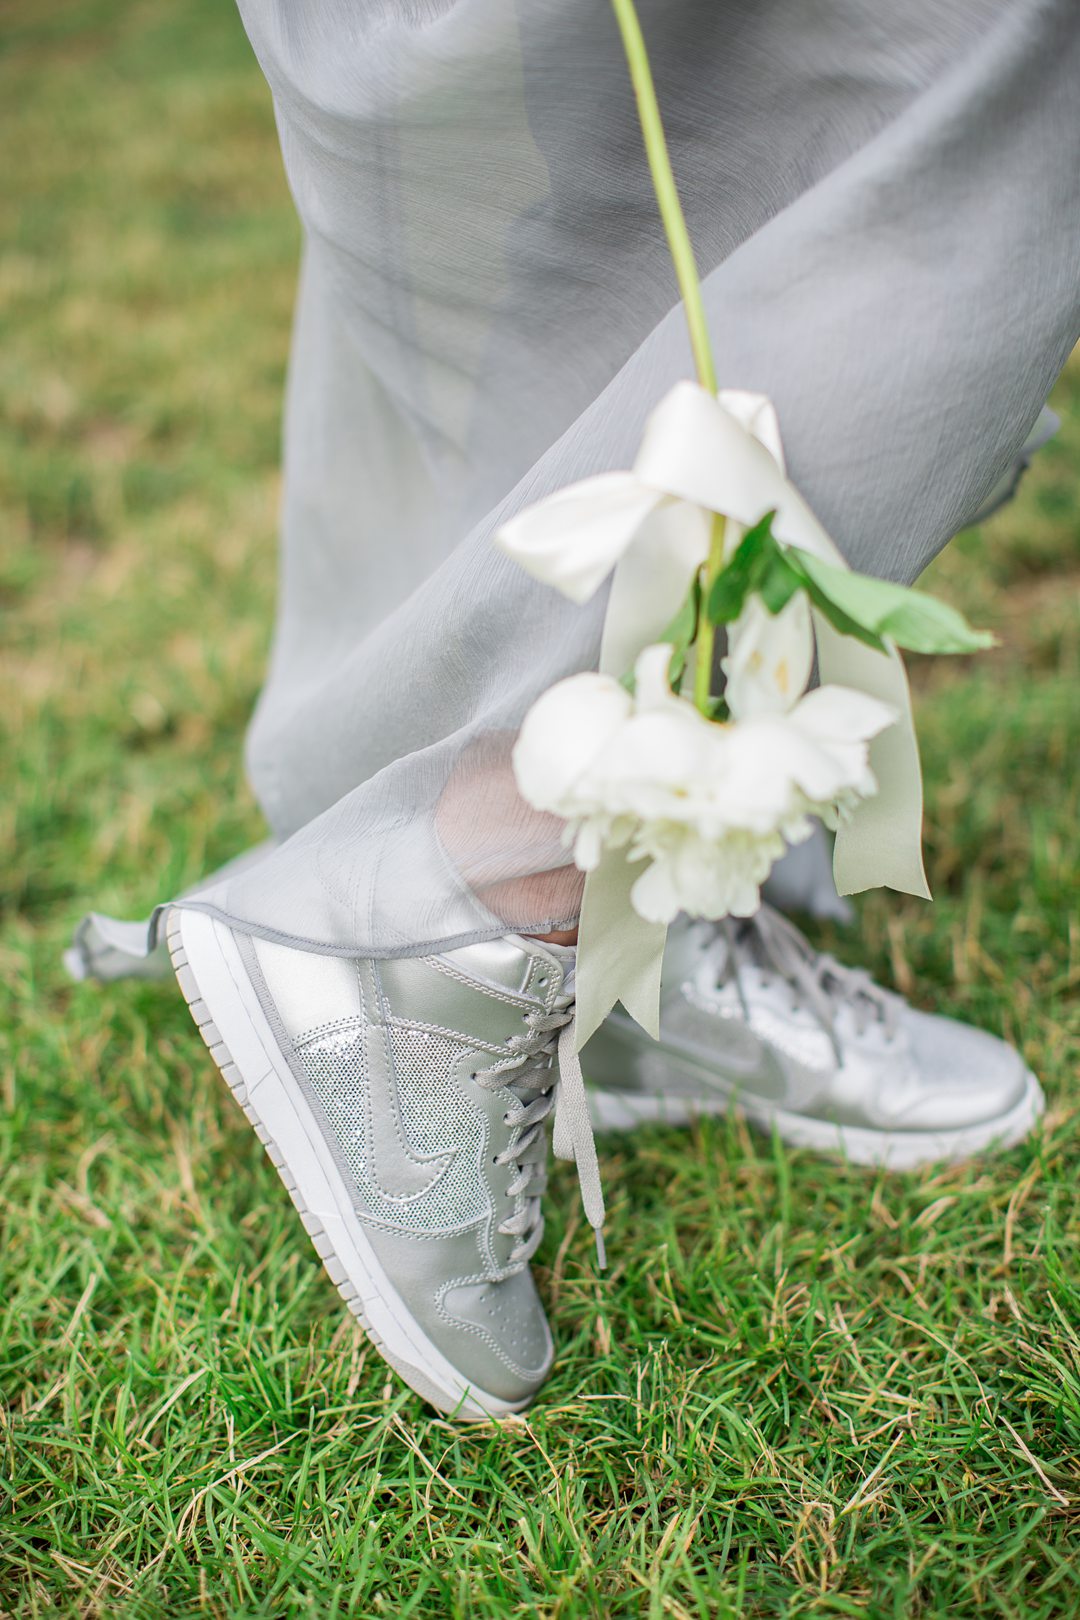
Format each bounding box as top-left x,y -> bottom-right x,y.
512,643 -> 897,925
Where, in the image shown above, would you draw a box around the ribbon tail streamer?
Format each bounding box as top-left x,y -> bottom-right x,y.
817,615 -> 931,900
576,846 -> 666,1047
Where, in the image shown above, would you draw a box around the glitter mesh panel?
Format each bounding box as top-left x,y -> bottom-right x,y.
297,1020 -> 491,1234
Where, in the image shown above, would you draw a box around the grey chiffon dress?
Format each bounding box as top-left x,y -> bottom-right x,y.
70,0 -> 1080,979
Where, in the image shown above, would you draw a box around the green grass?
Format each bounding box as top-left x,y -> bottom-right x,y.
2,3 -> 1079,1614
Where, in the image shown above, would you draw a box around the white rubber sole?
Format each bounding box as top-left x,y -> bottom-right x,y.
167,906 -> 528,1422
588,1068 -> 1045,1170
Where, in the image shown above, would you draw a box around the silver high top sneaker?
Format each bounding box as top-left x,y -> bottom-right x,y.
584,905 -> 1043,1168
166,907 -> 592,1419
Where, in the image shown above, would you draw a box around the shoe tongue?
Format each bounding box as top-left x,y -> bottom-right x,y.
680,912 -> 798,986
538,939 -> 576,1000
731,918 -> 772,973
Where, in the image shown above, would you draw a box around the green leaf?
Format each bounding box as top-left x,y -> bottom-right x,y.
758,550 -> 801,616
782,550 -> 888,651
658,572 -> 700,653
705,508 -> 779,624
652,572 -> 702,691
707,568 -> 750,626
787,548 -> 996,655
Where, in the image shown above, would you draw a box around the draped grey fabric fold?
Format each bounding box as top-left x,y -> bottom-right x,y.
167,0 -> 1080,956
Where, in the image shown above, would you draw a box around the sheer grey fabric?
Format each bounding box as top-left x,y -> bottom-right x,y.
176,0 -> 1079,958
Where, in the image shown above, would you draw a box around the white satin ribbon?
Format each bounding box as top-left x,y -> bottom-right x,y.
498,380 -> 930,1048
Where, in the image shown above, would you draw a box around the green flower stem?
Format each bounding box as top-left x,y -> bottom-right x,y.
695,514 -> 725,711
609,0 -> 716,394
610,0 -> 726,714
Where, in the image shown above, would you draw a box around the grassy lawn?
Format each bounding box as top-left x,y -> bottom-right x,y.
2,3 -> 1079,1615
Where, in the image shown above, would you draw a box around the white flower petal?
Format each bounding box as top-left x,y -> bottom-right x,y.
630,643 -> 683,713
494,473 -> 663,604
572,818 -> 608,872
791,683 -> 897,743
512,672 -> 631,815
629,857 -> 684,924
628,824 -> 781,925
716,389 -> 786,470
591,704 -> 726,821
724,591 -> 814,720
633,381 -> 793,532
729,714 -> 852,807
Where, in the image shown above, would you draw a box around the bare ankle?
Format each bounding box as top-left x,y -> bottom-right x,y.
528,926 -> 579,947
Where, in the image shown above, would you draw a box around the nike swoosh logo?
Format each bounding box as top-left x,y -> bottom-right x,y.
677,995 -> 792,1099
606,1005 -> 788,1102
358,960 -> 456,1199
697,1022 -> 786,1091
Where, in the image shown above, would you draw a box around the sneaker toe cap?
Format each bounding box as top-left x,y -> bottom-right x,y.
441,1270 -> 555,1404
891,1008 -> 1038,1131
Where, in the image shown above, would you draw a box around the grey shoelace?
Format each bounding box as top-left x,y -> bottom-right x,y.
716,904 -> 899,1061
472,997 -> 606,1269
